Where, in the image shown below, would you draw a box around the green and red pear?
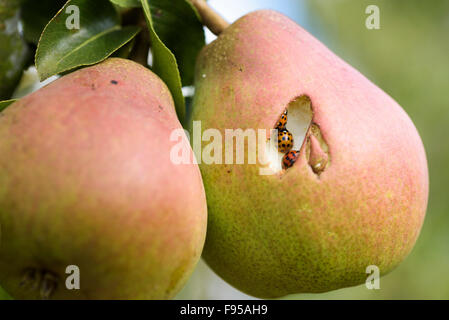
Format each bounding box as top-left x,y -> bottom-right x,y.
0,58 -> 207,299
189,10 -> 428,298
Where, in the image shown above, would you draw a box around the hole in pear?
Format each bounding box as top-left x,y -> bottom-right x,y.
305,123 -> 330,177
263,95 -> 313,175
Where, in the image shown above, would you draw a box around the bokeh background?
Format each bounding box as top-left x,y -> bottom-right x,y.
176,0 -> 449,300
1,0 -> 448,299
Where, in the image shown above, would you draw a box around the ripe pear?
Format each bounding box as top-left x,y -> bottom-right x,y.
189,10 -> 428,298
0,58 -> 207,299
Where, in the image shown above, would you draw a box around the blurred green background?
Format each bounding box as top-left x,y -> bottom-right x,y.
1,0 -> 448,299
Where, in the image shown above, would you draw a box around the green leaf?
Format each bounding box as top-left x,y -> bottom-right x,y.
149,0 -> 205,86
35,0 -> 140,80
0,284 -> 12,299
0,1 -> 30,100
0,99 -> 17,112
141,0 -> 185,122
20,0 -> 67,44
109,0 -> 140,8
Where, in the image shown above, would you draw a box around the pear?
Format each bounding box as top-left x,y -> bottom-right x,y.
0,58 -> 207,299
189,10 -> 428,298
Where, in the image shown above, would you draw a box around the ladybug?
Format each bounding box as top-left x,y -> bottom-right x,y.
282,150 -> 300,169
275,110 -> 288,130
278,129 -> 293,153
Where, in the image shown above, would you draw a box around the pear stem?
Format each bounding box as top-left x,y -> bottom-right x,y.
189,0 -> 230,35
122,8 -> 150,66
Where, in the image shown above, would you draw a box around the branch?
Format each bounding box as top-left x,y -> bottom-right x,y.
189,0 -> 230,35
